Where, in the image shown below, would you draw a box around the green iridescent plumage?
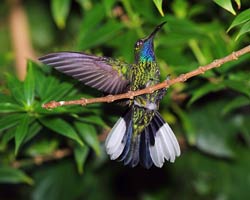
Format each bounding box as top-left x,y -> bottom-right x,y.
129,23 -> 164,138
39,22 -> 181,168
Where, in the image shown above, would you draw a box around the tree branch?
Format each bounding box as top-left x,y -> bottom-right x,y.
42,45 -> 250,109
11,148 -> 72,168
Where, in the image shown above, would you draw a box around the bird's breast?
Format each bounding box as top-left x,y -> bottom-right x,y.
130,61 -> 159,91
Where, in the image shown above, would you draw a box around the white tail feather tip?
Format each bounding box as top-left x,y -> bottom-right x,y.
149,123 -> 181,167
105,118 -> 126,160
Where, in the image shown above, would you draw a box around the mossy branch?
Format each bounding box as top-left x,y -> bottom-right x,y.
42,45 -> 250,109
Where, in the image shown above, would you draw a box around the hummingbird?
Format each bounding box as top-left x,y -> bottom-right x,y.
39,22 -> 181,168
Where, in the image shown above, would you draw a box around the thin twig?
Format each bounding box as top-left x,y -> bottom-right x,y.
42,45 -> 250,109
11,148 -> 72,168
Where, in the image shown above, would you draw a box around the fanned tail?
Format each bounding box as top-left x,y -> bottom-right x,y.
105,109 -> 181,168
147,112 -> 181,167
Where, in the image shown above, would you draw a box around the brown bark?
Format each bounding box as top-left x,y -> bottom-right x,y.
9,0 -> 35,80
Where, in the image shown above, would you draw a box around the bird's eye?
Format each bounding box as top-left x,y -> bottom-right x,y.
135,40 -> 143,50
136,40 -> 143,47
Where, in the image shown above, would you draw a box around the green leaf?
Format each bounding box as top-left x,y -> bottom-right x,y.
227,9 -> 250,32
35,74 -> 74,103
153,0 -> 164,16
236,20 -> 250,40
163,15 -> 209,47
74,121 -> 100,156
23,61 -> 35,107
35,76 -> 60,102
39,117 -> 83,146
223,96 -> 250,115
0,102 -> 23,113
32,161 -> 83,200
74,144 -> 89,174
196,133 -> 235,157
172,0 -> 189,18
0,167 -> 33,185
25,139 -> 58,156
0,127 -> 16,149
0,113 -> 25,132
44,81 -> 75,102
14,115 -> 30,155
173,104 -> 197,145
213,0 -> 236,15
77,4 -> 105,43
6,74 -> 25,105
51,0 -> 71,29
33,65 -> 51,99
0,93 -> 24,113
188,83 -> 225,106
24,121 -> 43,142
194,101 -> 236,157
234,0 -> 241,9
224,79 -> 250,97
77,19 -> 123,50
102,0 -> 116,17
78,115 -> 107,127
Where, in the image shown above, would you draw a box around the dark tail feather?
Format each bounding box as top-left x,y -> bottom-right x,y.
139,128 -> 154,169
118,119 -> 133,163
118,114 -> 141,167
123,135 -> 140,167
105,110 -> 181,168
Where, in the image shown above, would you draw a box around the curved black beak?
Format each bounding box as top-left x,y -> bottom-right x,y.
145,21 -> 166,41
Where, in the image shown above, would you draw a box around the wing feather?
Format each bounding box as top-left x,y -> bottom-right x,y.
39,52 -> 130,94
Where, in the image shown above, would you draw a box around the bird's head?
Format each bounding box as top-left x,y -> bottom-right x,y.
134,21 -> 166,63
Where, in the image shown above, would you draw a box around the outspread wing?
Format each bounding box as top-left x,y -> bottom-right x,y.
38,52 -> 130,94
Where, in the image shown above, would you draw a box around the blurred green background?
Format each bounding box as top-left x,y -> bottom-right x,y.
1,0 -> 250,199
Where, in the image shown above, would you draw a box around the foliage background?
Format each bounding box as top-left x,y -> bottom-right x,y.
1,0 -> 250,199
